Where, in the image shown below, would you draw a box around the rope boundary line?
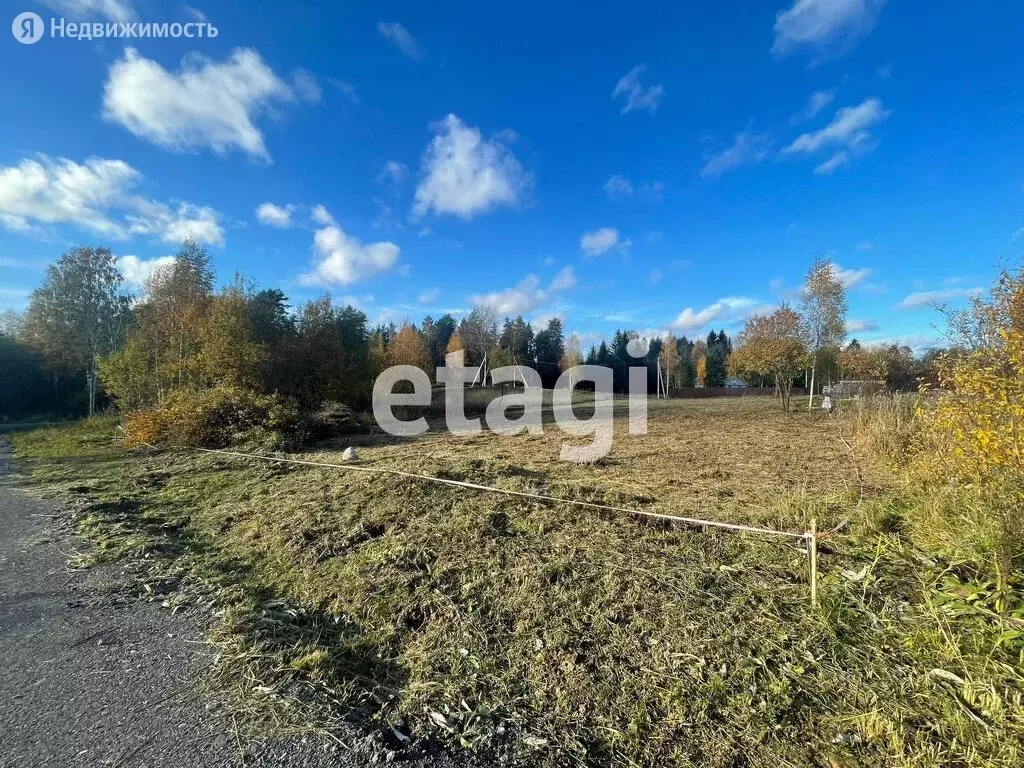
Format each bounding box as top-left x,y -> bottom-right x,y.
174,445 -> 811,543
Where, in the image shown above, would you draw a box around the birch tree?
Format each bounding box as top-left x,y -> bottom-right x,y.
661,332 -> 680,389
800,259 -> 847,409
22,246 -> 129,414
559,333 -> 584,388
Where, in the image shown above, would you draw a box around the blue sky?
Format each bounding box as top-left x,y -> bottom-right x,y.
1,0 -> 1022,351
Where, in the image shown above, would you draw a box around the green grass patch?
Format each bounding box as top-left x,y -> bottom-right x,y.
10,399 -> 1024,766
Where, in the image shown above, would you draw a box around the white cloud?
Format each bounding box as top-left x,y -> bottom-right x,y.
103,48 -> 304,161
604,175 -> 664,202
418,288 -> 441,304
412,114 -> 531,220
311,204 -> 335,226
648,268 -> 663,285
548,266 -> 577,292
856,240 -> 876,251
580,228 -> 630,257
377,22 -> 424,60
612,66 -> 664,115
791,89 -> 835,124
814,150 -> 849,175
255,202 -> 296,228
125,198 -> 224,246
291,69 -> 323,103
469,267 -> 576,316
772,0 -> 886,59
116,254 -> 175,287
1013,226 -> 1024,243
783,98 -> 891,157
832,263 -> 872,289
327,78 -> 360,104
0,154 -> 224,245
670,297 -> 758,333
0,155 -> 137,237
898,287 -> 982,309
847,319 -> 878,333
605,175 -> 633,201
301,209 -> 401,286
43,0 -> 135,21
700,128 -> 772,178
471,275 -> 545,315
378,161 -> 409,188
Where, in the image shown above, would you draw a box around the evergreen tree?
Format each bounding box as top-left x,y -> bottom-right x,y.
534,318 -> 565,387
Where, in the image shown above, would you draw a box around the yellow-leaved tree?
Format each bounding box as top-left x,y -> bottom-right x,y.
921,267 -> 1024,593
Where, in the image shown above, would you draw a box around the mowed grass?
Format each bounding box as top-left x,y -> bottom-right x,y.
10,398 -> 1024,767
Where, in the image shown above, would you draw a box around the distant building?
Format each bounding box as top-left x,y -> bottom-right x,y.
823,380 -> 885,397
724,377 -> 747,388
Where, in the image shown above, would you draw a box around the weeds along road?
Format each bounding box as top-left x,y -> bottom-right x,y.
0,442 -> 487,768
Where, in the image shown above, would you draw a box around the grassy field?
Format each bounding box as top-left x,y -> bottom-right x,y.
10,397 -> 1024,767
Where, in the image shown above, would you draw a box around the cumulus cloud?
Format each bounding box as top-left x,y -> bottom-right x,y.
700,128 -> 772,178
670,297 -> 758,333
301,208 -> 401,286
125,198 -> 224,246
0,154 -> 224,245
412,115 -> 531,220
782,98 -> 890,162
580,228 -> 630,257
898,287 -> 982,309
310,204 -> 335,226
469,267 -> 576,316
116,254 -> 175,287
0,155 -> 137,237
255,202 -> 296,227
772,0 -> 886,59
377,22 -> 424,60
103,48 -> 307,161
612,66 -> 664,115
43,0 -> 135,21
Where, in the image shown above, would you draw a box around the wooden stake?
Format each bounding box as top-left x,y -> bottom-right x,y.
809,517 -> 818,608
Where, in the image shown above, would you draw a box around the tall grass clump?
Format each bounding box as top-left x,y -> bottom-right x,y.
849,391 -> 925,468
853,262 -> 1024,601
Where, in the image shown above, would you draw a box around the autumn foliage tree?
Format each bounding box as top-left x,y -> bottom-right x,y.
919,266 -> 1024,592
661,332 -> 680,388
731,304 -> 809,410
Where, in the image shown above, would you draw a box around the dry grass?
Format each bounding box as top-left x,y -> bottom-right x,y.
10,398 -> 1024,767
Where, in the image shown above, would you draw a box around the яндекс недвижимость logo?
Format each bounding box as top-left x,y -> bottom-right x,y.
12,12 -> 44,44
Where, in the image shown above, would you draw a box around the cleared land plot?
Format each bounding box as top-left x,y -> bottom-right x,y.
11,398 -> 1024,768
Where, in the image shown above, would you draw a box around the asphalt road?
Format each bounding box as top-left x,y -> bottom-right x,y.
0,442 -> 487,768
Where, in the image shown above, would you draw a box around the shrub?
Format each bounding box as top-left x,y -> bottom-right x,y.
304,400 -> 369,441
850,264 -> 1024,599
123,386 -> 302,450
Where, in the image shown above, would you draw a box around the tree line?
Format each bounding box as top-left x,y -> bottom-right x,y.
0,243 -> 939,421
